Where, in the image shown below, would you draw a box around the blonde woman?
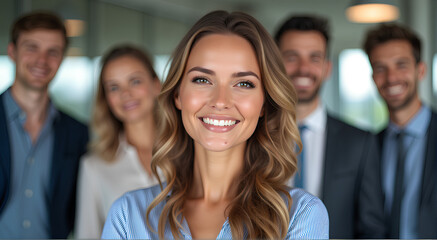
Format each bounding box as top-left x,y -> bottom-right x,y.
75,45 -> 161,238
102,11 -> 329,239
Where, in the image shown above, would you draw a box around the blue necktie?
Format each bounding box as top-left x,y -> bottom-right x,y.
295,125 -> 306,188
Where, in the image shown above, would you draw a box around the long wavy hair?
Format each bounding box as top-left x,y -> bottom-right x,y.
90,44 -> 159,162
148,10 -> 300,239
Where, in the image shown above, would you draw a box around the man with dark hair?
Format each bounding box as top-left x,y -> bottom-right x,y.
275,15 -> 386,238
364,23 -> 437,239
0,11 -> 88,238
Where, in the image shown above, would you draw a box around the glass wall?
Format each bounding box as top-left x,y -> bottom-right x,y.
338,49 -> 388,132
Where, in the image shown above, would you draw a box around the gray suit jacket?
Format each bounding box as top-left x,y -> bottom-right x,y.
322,115 -> 386,238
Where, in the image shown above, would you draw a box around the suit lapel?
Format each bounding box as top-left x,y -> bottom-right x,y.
49,115 -> 66,205
421,113 -> 436,201
418,112 -> 437,237
0,95 -> 11,212
322,115 -> 340,201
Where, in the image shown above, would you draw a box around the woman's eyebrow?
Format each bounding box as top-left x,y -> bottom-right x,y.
187,66 -> 215,75
232,71 -> 260,80
187,67 -> 260,80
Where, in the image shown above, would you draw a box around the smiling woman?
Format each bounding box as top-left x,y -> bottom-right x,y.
101,10 -> 329,239
175,34 -> 264,152
74,44 -> 162,239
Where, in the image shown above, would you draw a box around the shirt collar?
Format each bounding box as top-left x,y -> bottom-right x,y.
299,103 -> 327,132
3,88 -> 59,124
387,105 -> 431,138
3,88 -> 22,122
117,133 -> 131,152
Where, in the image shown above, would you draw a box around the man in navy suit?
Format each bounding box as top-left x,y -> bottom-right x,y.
0,11 -> 88,238
364,23 -> 437,239
275,15 -> 385,238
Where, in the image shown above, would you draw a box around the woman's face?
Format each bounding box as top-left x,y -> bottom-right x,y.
175,33 -> 264,152
103,55 -> 159,124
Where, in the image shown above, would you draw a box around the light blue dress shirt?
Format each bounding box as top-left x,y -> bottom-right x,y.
102,185 -> 329,239
0,89 -> 57,239
382,105 -> 431,239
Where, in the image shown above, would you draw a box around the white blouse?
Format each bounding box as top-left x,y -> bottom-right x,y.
74,136 -> 161,239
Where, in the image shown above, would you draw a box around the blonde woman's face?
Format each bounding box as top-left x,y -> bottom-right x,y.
175,34 -> 264,152
103,56 -> 160,124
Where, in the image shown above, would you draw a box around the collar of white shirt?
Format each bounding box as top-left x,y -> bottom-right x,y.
299,103 -> 327,133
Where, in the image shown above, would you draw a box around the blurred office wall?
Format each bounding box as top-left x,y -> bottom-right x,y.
0,0 -> 435,131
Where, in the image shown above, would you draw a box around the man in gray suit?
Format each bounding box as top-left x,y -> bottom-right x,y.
364,23 -> 437,239
275,15 -> 385,238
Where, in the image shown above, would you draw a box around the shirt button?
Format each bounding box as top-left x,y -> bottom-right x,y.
19,112 -> 26,120
28,158 -> 34,164
24,189 -> 33,198
23,220 -> 31,228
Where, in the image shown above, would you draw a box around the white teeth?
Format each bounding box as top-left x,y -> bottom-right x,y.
387,85 -> 403,95
202,117 -> 236,126
295,77 -> 312,87
30,67 -> 47,77
31,68 -> 47,77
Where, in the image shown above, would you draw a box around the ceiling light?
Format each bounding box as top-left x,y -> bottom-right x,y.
346,0 -> 399,23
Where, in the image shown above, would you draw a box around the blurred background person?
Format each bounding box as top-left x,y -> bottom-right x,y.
74,45 -> 161,239
364,23 -> 437,239
274,15 -> 385,238
0,11 -> 88,238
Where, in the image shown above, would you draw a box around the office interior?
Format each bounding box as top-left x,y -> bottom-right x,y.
0,0 -> 436,133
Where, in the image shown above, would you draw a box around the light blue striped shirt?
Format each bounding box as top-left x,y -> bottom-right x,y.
102,185 -> 329,239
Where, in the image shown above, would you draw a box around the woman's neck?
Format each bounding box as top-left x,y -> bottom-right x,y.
124,116 -> 155,149
124,116 -> 155,175
189,142 -> 246,203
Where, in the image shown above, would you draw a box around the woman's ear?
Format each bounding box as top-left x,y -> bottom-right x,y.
174,89 -> 182,110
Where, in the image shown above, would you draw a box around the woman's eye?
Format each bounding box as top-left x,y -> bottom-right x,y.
192,77 -> 210,84
131,79 -> 142,85
108,85 -> 119,92
236,81 -> 255,88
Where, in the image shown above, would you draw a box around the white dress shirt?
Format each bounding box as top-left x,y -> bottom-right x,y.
75,135 -> 161,239
289,104 -> 327,198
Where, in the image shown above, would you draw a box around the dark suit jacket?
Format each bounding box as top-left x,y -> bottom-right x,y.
0,93 -> 89,238
377,111 -> 437,238
322,115 -> 386,238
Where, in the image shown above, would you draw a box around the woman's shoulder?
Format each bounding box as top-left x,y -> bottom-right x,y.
286,187 -> 329,239
287,187 -> 327,217
115,184 -> 164,209
101,185 -> 165,239
80,151 -> 108,167
287,187 -> 323,207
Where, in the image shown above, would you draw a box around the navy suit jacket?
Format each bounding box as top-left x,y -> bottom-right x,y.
322,115 -> 386,238
378,111 -> 437,238
0,93 -> 89,238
